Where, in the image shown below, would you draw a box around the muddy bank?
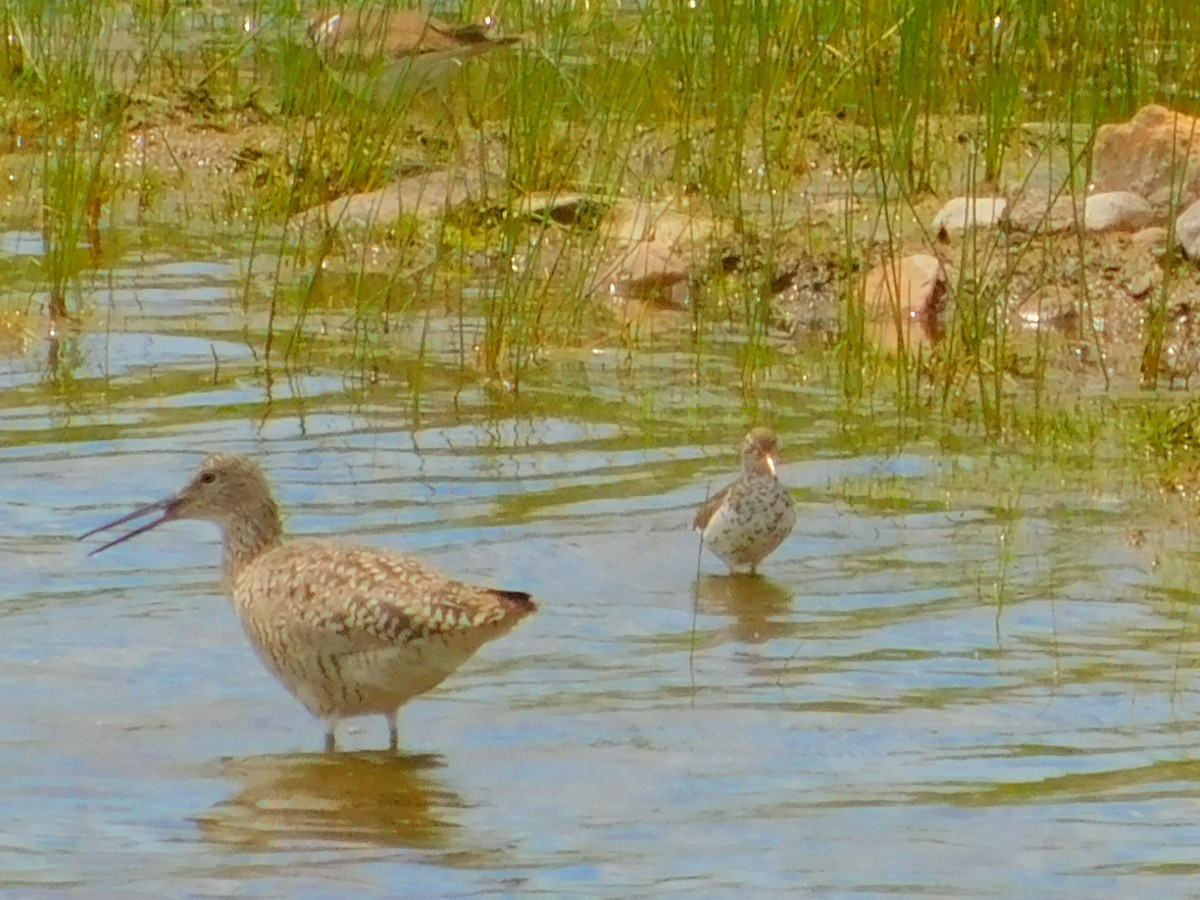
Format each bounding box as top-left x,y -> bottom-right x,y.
2,38 -> 1199,395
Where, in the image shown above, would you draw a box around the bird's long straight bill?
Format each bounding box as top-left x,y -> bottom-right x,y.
79,499 -> 175,556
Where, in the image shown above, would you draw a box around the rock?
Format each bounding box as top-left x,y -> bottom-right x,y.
932,196 -> 1007,238
289,167 -> 502,232
862,253 -> 946,352
1083,191 -> 1155,233
1177,198 -> 1200,261
1006,188 -> 1156,235
1093,104 -> 1200,210
1006,191 -> 1079,234
1014,285 -> 1079,331
1124,271 -> 1158,300
1132,226 -> 1169,250
594,239 -> 689,302
590,198 -> 722,306
770,255 -> 839,345
514,191 -> 602,225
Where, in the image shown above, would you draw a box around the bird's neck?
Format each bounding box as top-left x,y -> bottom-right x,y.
220,501 -> 283,583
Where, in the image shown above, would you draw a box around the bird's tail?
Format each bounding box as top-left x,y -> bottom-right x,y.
487,589 -> 537,616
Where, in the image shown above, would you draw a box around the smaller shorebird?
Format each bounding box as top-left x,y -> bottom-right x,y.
693,427 -> 796,574
81,454 -> 536,752
307,7 -> 522,102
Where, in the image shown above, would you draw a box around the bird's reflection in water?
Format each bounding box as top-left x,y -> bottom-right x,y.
195,751 -> 461,851
696,574 -> 794,645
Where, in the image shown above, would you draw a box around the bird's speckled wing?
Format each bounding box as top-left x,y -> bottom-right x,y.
384,12 -> 470,56
693,482 -> 733,530
233,542 -> 534,656
318,10 -> 491,57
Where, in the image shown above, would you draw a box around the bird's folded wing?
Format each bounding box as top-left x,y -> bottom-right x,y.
692,482 -> 732,530
238,543 -> 515,655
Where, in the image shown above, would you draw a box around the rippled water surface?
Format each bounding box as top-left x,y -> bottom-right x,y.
6,247 -> 1200,896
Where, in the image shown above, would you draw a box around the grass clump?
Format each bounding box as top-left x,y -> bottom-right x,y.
5,0 -> 1200,452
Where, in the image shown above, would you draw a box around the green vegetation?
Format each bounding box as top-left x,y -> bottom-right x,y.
1,0 -> 1200,466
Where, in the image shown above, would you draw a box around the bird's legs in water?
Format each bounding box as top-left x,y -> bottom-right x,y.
322,718 -> 397,751
386,711 -> 399,751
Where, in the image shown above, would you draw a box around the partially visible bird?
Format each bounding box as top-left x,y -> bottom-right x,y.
81,453 -> 536,752
307,7 -> 523,103
693,427 -> 796,574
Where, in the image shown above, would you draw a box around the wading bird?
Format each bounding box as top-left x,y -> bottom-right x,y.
308,7 -> 522,102
82,454 -> 536,751
693,427 -> 796,574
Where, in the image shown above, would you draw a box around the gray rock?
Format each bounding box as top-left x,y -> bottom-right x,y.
1006,191 -> 1080,234
1132,226 -> 1170,249
1014,285 -> 1079,331
1093,104 -> 1200,211
1176,198 -> 1200,261
289,168 -> 502,233
1084,191 -> 1155,233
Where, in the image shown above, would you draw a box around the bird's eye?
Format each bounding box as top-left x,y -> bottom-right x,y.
199,472 -> 217,485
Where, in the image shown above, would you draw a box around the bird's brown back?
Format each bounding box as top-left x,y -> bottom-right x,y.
231,541 -> 536,657
313,9 -> 520,59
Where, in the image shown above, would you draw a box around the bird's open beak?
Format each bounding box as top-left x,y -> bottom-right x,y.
79,496 -> 179,556
764,454 -> 778,476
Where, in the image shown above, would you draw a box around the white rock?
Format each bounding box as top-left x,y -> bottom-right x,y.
932,197 -> 1007,237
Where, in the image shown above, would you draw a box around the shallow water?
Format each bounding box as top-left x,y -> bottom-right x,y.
6,245 -> 1200,896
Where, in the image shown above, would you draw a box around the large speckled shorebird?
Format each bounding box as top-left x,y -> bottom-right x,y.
307,7 -> 522,101
81,454 -> 536,752
693,427 -> 796,574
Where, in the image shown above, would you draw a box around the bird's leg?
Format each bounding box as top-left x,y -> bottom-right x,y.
386,711 -> 399,751
324,726 -> 337,753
